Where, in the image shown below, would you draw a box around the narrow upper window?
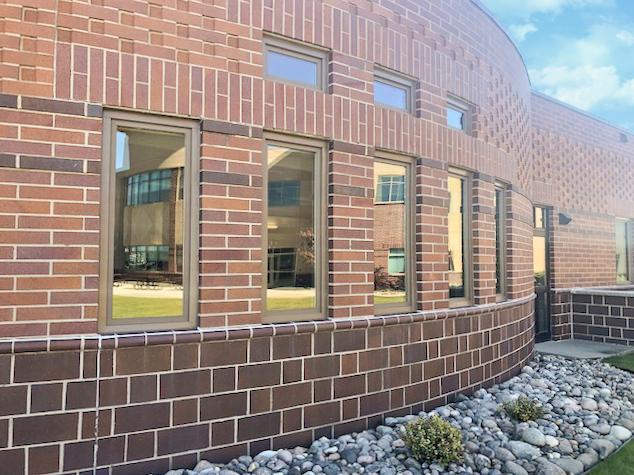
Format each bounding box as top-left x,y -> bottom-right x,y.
447,96 -> 472,133
448,171 -> 471,306
374,67 -> 414,112
264,33 -> 328,89
494,185 -> 507,298
99,111 -> 199,332
374,154 -> 415,314
534,206 -> 545,229
264,136 -> 325,321
616,219 -> 631,283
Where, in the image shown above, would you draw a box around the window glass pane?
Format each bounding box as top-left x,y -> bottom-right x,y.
616,221 -> 630,283
112,128 -> 185,319
448,175 -> 466,299
495,189 -> 504,294
266,145 -> 317,311
374,79 -> 408,110
447,107 -> 465,130
388,248 -> 405,274
376,175 -> 405,202
533,235 -> 547,286
374,161 -> 408,306
266,49 -> 318,87
269,180 -> 301,207
534,207 -> 544,229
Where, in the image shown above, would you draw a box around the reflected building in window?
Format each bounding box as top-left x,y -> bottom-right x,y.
265,143 -> 320,315
112,128 -> 185,319
373,160 -> 410,311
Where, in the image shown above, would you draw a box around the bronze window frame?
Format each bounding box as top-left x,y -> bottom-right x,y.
98,110 -> 199,333
373,151 -> 417,315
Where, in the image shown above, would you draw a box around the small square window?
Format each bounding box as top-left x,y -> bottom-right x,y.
446,96 -> 472,133
374,67 -> 415,112
264,33 -> 328,89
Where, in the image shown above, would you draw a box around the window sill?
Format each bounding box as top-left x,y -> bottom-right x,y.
449,298 -> 471,309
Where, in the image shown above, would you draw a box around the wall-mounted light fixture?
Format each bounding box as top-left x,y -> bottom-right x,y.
559,213 -> 572,225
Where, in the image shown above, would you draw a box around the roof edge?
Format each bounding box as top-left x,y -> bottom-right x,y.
469,0 -> 531,87
532,89 -> 634,138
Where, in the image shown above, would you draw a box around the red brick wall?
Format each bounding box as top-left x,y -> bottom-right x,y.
531,93 -> 634,339
1,0 -> 630,472
0,0 -> 535,337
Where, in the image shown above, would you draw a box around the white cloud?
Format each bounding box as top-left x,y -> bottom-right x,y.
530,64 -> 634,110
616,30 -> 634,45
509,23 -> 538,42
481,0 -> 612,20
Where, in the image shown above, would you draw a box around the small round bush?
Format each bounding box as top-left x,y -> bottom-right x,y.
402,415 -> 464,464
502,396 -> 544,422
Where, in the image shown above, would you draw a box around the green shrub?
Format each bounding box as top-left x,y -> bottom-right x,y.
502,396 -> 544,422
402,415 -> 464,464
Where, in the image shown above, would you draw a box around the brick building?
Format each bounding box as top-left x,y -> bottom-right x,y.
0,0 -> 632,473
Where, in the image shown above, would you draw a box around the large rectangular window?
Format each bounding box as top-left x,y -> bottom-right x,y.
99,111 -> 198,332
265,137 -> 324,321
374,67 -> 414,112
374,155 -> 415,313
533,206 -> 548,286
495,185 -> 507,297
448,172 -> 471,305
264,34 -> 328,89
616,219 -> 631,283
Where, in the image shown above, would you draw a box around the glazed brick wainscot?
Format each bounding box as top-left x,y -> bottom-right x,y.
0,295 -> 534,475
571,287 -> 634,346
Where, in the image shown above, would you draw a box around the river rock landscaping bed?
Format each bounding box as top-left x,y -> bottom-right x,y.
163,354 -> 634,475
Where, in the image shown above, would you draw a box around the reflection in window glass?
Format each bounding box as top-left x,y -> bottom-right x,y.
447,107 -> 465,130
126,169 -> 181,206
265,50 -> 319,87
534,207 -> 545,229
374,79 -> 408,110
112,128 -> 185,320
268,180 -> 301,207
376,175 -> 405,202
388,248 -> 405,274
374,161 -> 408,307
533,235 -> 547,286
616,220 -> 630,283
448,175 -> 467,299
266,145 -> 317,311
495,188 -> 505,295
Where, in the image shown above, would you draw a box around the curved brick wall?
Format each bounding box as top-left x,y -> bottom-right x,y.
0,0 -> 546,472
0,0 -> 535,337
0,296 -> 534,474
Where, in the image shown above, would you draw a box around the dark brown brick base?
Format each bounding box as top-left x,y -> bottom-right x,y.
0,297 -> 534,474
571,289 -> 634,346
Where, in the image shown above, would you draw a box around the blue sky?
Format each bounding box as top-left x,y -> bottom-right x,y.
481,0 -> 634,131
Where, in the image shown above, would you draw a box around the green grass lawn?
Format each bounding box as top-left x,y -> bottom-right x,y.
114,294 -> 407,317
589,352 -> 634,474
589,439 -> 634,475
267,297 -> 316,311
375,295 -> 406,305
113,295 -> 182,319
267,294 -> 405,311
603,352 -> 634,373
